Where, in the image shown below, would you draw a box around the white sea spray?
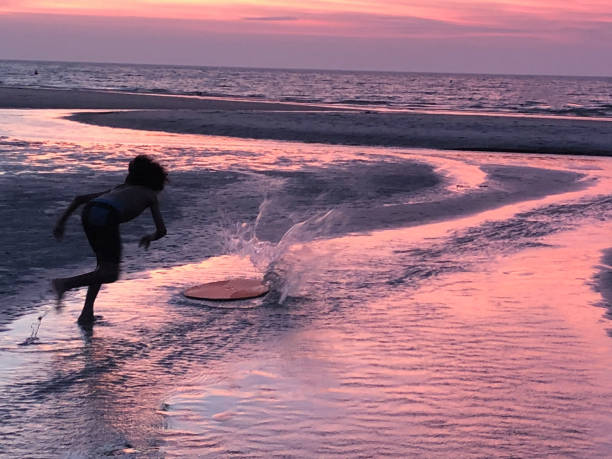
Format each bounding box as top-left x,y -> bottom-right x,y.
221,198 -> 339,303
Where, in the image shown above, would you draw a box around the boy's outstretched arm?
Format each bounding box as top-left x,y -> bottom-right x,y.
53,191 -> 108,240
139,199 -> 167,249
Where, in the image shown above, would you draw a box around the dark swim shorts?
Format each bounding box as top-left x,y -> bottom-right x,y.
82,201 -> 122,264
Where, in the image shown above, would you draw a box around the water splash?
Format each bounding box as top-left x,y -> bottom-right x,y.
19,308 -> 50,346
222,198 -> 340,303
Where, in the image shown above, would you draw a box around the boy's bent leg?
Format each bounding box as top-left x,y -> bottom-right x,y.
78,283 -> 101,324
77,262 -> 119,325
51,278 -> 66,304
59,262 -> 120,291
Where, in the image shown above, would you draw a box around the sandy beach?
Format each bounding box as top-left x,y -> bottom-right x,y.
1,86 -> 612,456
1,2 -> 612,450
2,87 -> 611,155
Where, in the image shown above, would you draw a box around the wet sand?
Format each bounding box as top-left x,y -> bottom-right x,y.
2,106 -> 612,456
597,248 -> 612,321
70,109 -> 612,155
0,111 -> 592,331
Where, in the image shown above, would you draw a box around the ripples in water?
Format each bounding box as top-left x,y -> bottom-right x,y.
2,60 -> 612,117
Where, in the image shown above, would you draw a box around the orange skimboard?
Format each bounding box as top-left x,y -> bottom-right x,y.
183,278 -> 269,301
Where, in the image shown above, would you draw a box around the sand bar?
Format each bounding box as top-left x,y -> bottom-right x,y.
71,109 -> 612,156
0,86 -> 332,111
1,86 -> 611,155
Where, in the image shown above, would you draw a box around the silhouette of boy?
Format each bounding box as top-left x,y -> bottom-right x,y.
52,155 -> 168,325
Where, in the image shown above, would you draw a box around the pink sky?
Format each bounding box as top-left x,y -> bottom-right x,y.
1,1 -> 611,75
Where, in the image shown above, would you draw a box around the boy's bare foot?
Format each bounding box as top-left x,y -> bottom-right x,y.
51,279 -> 66,305
77,314 -> 95,326
77,314 -> 104,327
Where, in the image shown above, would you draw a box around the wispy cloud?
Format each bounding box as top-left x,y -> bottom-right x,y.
2,10 -> 611,75
242,16 -> 298,22
1,0 -> 610,43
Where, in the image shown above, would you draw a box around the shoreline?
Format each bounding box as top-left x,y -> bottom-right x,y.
0,86 -> 335,111
0,87 -> 610,155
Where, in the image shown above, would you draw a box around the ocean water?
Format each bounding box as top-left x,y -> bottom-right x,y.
2,59 -> 612,117
1,110 -> 612,457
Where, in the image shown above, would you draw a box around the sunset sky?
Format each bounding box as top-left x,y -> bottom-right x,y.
1,0 -> 610,75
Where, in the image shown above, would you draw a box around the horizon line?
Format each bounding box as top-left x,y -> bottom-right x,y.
2,57 -> 611,80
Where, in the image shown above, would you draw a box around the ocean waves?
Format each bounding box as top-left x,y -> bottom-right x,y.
1,60 -> 611,118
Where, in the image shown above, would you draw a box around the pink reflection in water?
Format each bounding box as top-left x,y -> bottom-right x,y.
0,109 -> 490,188
1,108 -> 612,456
162,220 -> 612,457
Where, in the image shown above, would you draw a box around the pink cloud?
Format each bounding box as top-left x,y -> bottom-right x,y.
1,1 -> 610,74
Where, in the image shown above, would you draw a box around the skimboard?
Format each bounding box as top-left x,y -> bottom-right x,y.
183,278 -> 269,301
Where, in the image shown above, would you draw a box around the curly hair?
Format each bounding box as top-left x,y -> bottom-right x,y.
125,155 -> 168,191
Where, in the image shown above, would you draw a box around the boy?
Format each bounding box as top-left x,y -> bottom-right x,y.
52,155 -> 168,325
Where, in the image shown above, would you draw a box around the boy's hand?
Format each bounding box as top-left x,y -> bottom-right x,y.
139,235 -> 152,249
53,222 -> 65,241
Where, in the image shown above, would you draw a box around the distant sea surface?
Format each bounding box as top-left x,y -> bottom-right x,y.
1,59 -> 612,118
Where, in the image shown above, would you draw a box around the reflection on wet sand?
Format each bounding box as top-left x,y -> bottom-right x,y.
1,109 -> 612,456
